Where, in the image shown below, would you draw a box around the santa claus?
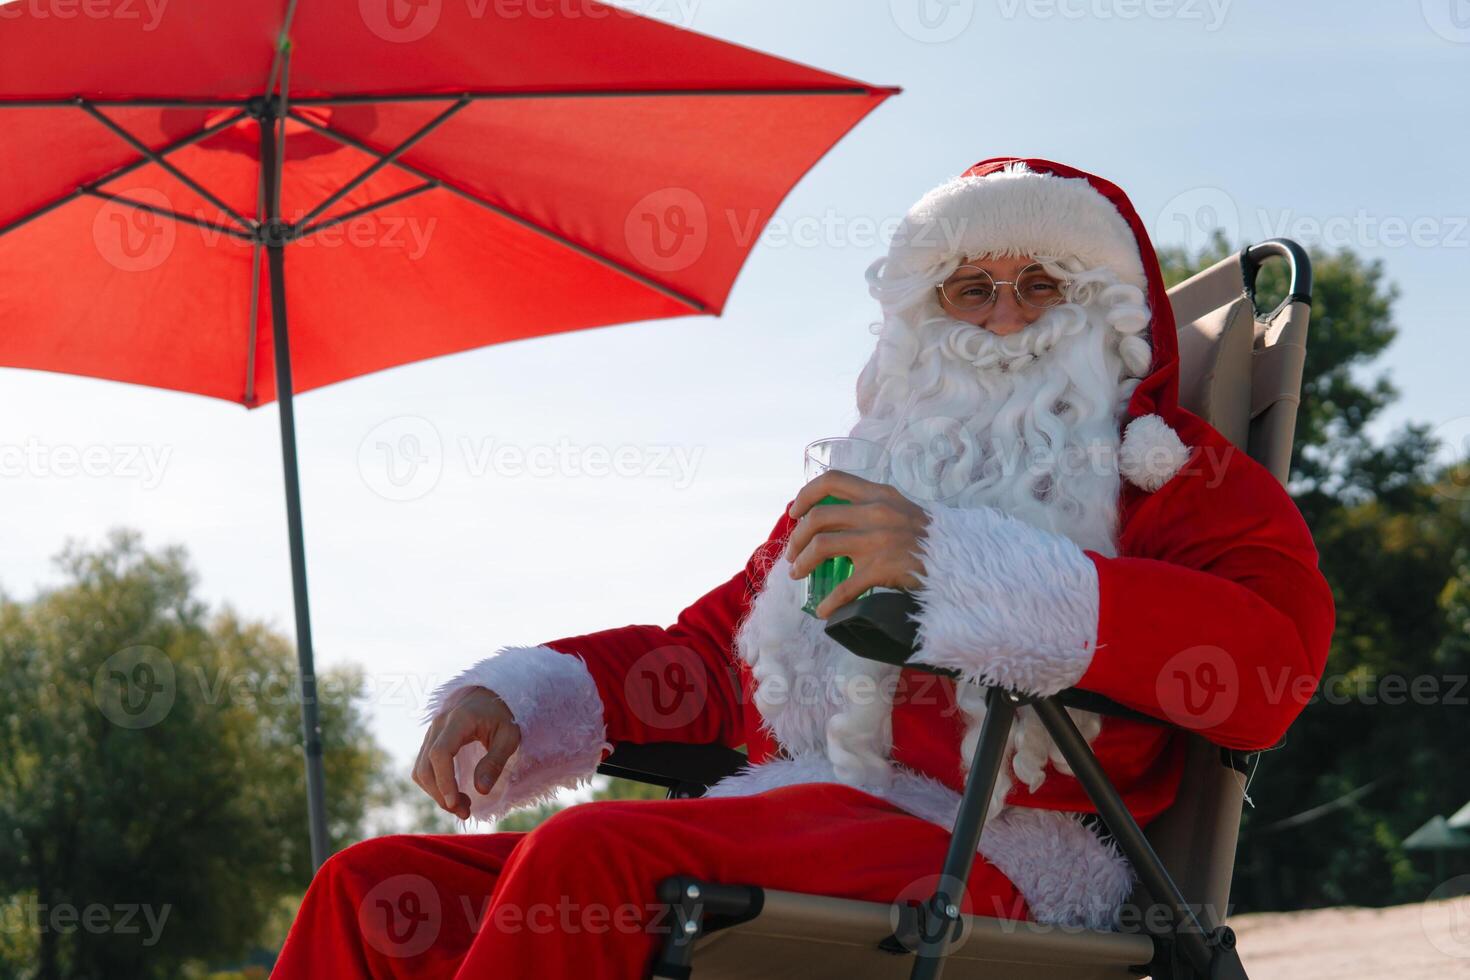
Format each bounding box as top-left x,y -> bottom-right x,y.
274,158 -> 1335,978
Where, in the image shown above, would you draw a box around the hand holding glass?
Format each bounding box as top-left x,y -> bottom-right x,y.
799,437 -> 890,617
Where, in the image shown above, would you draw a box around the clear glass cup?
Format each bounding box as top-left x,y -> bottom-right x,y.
800,437 -> 890,617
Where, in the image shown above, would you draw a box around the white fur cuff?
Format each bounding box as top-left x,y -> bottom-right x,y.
909,504 -> 1100,696
425,645 -> 612,822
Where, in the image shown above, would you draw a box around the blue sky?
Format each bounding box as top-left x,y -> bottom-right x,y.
3,0 -> 1466,776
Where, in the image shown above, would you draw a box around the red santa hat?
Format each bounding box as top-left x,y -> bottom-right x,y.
879,157 -> 1191,494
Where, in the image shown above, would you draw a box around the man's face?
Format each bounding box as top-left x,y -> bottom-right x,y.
935,254 -> 1058,337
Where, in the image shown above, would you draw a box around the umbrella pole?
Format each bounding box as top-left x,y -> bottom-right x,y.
256,97 -> 331,871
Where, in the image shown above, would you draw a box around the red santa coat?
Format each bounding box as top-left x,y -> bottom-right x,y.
428,159 -> 1336,931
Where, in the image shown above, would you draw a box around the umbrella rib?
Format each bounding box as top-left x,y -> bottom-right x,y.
265,0 -> 302,102
286,109 -> 707,313
77,101 -> 256,233
295,181 -> 439,241
0,87 -> 893,109
0,111 -> 246,240
292,86 -> 892,104
246,240 -> 263,406
292,97 -> 469,231
79,187 -> 257,241
0,189 -> 83,238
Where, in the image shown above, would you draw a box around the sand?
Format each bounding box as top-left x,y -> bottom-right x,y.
1231,896 -> 1470,978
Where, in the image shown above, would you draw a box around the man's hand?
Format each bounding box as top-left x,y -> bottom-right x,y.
413,687 -> 521,820
785,470 -> 931,618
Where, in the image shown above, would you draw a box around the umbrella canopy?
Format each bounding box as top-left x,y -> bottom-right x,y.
0,0 -> 895,870
1,1 -> 895,403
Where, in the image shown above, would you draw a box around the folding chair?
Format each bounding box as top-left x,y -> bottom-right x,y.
599,240 -> 1315,980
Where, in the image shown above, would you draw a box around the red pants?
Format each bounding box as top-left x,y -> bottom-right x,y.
273,783 -> 1029,979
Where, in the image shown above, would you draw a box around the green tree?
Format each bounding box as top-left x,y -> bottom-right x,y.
1159,233 -> 1470,910
0,531 -> 390,979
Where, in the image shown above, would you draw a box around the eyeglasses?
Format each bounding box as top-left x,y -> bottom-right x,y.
936,263 -> 1069,311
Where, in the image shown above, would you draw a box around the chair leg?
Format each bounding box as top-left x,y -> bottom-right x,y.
908,685 -> 1018,980
1029,698 -> 1249,980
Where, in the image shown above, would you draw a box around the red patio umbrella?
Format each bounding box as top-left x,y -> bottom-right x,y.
0,0 -> 896,868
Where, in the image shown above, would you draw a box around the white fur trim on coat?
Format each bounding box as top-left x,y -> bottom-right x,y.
702,756 -> 1134,930
881,162 -> 1147,290
909,503 -> 1100,697
734,554 -> 902,790
425,645 -> 612,822
1118,413 -> 1191,492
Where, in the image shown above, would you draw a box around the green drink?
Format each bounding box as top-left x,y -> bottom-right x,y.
801,495 -> 863,617
800,438 -> 890,618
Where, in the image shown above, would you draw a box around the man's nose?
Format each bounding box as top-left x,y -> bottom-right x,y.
984,288 -> 1031,336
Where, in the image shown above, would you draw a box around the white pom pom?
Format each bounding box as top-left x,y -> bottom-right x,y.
1119,414 -> 1191,492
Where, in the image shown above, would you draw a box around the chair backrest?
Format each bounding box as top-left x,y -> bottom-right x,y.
1139,242 -> 1313,926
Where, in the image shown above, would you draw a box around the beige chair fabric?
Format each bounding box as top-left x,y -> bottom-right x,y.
676,251 -> 1312,979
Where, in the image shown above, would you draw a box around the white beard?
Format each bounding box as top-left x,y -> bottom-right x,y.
850,299 -> 1136,558
735,297 -> 1144,819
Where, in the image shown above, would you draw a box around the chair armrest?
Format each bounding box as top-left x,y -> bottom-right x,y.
597,742 -> 749,799
825,590 -> 1278,763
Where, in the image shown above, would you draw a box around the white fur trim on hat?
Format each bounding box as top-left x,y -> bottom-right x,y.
425,645 -> 612,822
908,503 -> 1100,697
1118,413 -> 1192,492
883,162 -> 1147,289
